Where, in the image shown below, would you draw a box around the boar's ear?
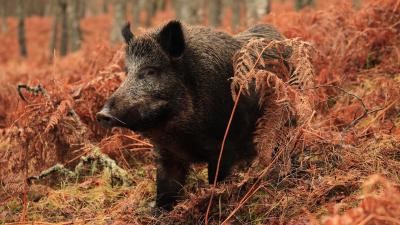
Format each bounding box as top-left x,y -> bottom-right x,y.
157,20 -> 185,58
122,22 -> 134,44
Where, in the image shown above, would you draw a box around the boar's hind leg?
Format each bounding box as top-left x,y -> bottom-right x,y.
156,151 -> 189,211
208,149 -> 235,184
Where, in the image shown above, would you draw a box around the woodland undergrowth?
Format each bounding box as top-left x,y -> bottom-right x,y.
1,0 -> 400,224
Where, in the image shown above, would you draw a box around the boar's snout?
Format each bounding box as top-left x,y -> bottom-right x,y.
96,109 -> 120,128
96,97 -> 170,131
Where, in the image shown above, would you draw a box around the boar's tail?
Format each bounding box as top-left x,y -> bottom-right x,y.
234,24 -> 285,43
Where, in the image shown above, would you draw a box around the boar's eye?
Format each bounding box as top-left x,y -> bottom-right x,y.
138,67 -> 158,79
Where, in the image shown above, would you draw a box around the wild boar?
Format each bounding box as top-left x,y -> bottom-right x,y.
96,20 -> 284,210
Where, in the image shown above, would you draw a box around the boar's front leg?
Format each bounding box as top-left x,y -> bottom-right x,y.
208,148 -> 235,184
156,150 -> 189,211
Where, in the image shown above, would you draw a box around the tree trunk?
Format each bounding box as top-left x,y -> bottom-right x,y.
78,0 -> 86,19
172,0 -> 181,19
87,0 -> 99,16
156,0 -> 166,11
110,0 -> 127,44
295,0 -> 314,11
69,0 -> 82,52
245,0 -> 270,24
208,0 -> 222,27
352,0 -> 361,10
44,0 -> 55,17
266,0 -> 271,14
180,4 -> 192,24
16,0 -> 27,57
59,0 -> 68,56
0,0 -> 8,33
144,0 -> 156,27
103,0 -> 109,13
231,0 -> 242,31
179,0 -> 200,24
245,0 -> 258,24
31,0 -> 47,17
132,0 -> 142,28
49,1 -> 60,62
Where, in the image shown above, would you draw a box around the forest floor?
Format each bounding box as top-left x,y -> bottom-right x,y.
1,0 -> 400,224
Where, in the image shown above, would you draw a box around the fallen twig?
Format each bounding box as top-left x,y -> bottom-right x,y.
17,84 -> 48,102
27,147 -> 133,187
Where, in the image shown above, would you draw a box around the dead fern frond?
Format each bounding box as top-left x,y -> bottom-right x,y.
231,38 -> 316,166
44,100 -> 72,133
232,38 -> 315,101
323,175 -> 400,225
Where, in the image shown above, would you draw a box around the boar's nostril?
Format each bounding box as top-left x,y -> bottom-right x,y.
96,111 -> 116,128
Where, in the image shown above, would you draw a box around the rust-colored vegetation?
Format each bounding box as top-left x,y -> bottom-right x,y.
1,0 -> 400,224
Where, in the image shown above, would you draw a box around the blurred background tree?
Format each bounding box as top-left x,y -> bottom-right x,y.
246,0 -> 271,23
295,0 -> 314,11
352,0 -> 362,10
103,0 -> 110,13
110,0 -> 127,44
208,0 -> 223,27
59,0 -> 68,56
16,0 -> 27,57
131,0 -> 143,27
0,0 -> 8,33
0,0 -> 361,58
69,0 -> 82,52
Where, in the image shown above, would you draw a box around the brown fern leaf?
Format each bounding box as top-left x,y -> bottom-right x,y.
232,38 -> 315,99
231,38 -> 316,166
252,96 -> 287,164
44,100 -> 72,133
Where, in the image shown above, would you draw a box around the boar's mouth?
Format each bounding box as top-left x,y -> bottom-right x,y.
96,99 -> 170,132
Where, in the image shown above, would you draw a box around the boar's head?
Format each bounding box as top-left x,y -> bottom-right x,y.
97,21 -> 190,132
